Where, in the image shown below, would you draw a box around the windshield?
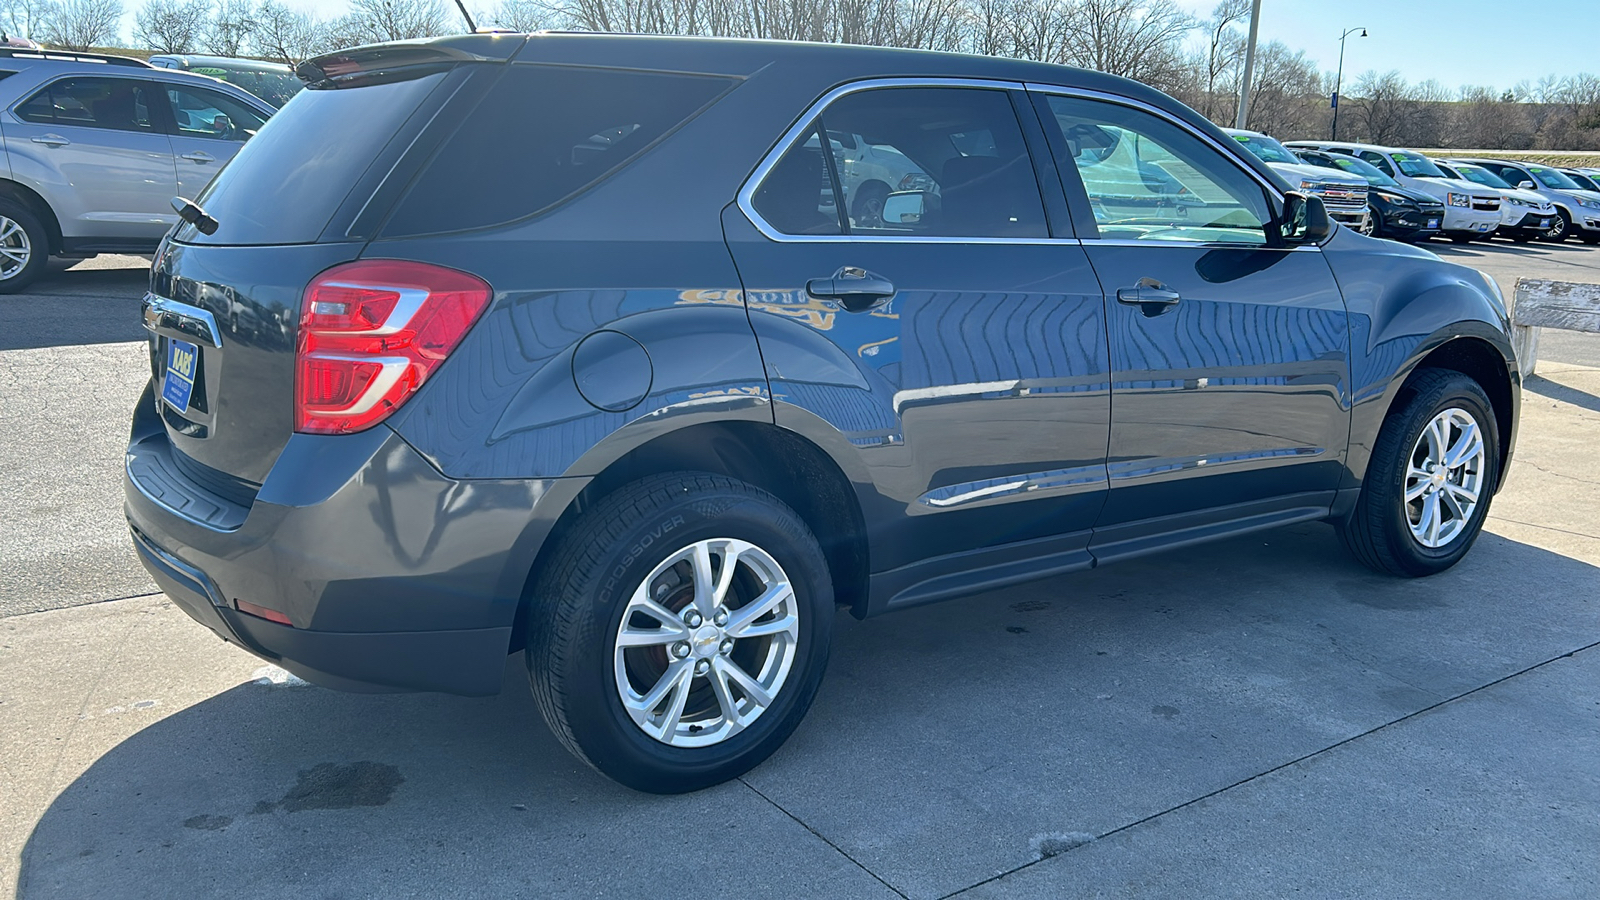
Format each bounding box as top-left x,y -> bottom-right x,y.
1390,151 -> 1447,178
1304,152 -> 1397,187
1452,164 -> 1512,189
1231,133 -> 1298,165
1568,171 -> 1600,191
1527,165 -> 1581,190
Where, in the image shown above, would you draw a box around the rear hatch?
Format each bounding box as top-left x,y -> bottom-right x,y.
145,37 -> 522,494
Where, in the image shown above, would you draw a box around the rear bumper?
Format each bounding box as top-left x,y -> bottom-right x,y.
124,383 -> 586,695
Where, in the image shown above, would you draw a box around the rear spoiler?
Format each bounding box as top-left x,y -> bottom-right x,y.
297,34 -> 528,89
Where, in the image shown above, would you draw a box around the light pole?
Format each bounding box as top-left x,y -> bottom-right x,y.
1233,0 -> 1263,129
1330,26 -> 1366,140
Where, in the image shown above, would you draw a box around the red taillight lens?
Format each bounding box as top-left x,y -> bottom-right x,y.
295,260 -> 491,435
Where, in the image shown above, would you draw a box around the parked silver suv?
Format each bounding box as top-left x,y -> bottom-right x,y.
0,48 -> 275,291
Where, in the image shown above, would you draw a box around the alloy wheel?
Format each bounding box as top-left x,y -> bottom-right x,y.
1404,408 -> 1485,549
613,538 -> 800,747
0,216 -> 32,281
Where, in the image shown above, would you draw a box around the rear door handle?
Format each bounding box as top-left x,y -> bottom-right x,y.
180,151 -> 215,164
31,134 -> 69,147
806,266 -> 896,313
1116,278 -> 1182,316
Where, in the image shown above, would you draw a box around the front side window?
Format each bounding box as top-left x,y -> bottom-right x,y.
165,84 -> 267,141
16,77 -> 157,133
1044,94 -> 1269,245
752,86 -> 1048,239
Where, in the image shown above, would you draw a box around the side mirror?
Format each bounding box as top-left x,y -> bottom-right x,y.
881,190 -> 927,225
1279,191 -> 1334,244
1517,180 -> 1535,190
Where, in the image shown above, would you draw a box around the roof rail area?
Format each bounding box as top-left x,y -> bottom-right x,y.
0,48 -> 153,68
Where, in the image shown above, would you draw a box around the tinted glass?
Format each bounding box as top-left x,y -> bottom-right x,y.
1045,95 -> 1269,245
752,123 -> 843,235
810,87 -> 1047,238
1453,164 -> 1512,189
1357,151 -> 1395,176
185,71 -> 446,245
1567,171 -> 1600,191
1232,133 -> 1297,165
381,65 -> 735,238
1304,151 -> 1397,187
165,84 -> 267,141
188,65 -> 302,107
1527,165 -> 1580,190
16,77 -> 158,133
1390,151 -> 1446,178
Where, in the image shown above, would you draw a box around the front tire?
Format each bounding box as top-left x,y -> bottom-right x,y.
526,472 -> 833,793
1546,209 -> 1572,242
0,200 -> 49,293
1339,370 -> 1499,577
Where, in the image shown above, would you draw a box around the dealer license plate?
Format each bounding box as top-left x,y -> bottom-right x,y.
162,339 -> 199,413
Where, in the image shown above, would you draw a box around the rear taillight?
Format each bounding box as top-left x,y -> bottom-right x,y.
295,260 -> 491,435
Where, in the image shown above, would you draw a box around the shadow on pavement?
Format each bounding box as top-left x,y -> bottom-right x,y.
0,264 -> 149,351
1524,372 -> 1600,414
16,523 -> 1600,899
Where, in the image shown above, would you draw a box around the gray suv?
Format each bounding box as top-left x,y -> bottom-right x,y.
0,48 -> 274,291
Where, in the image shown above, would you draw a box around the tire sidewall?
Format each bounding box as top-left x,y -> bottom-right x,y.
553,487 -> 832,792
0,201 -> 49,293
1377,377 -> 1499,572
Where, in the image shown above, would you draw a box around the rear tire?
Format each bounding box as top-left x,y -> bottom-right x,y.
0,200 -> 49,294
526,472 -> 833,793
1339,370 -> 1499,577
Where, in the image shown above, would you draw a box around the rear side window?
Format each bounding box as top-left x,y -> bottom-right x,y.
379,65 -> 736,238
184,71 -> 447,245
752,86 -> 1048,239
16,77 -> 159,133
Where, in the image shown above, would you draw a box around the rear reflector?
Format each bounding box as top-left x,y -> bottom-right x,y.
234,599 -> 293,626
295,260 -> 491,434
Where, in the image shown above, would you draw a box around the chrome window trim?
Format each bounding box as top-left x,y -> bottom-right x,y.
1024,83 -> 1323,250
735,77 -> 1080,245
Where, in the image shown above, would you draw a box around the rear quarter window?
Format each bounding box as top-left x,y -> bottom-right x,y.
378,64 -> 736,238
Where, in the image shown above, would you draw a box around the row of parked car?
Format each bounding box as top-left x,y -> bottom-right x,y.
1225,127 -> 1600,246
0,47 -> 298,291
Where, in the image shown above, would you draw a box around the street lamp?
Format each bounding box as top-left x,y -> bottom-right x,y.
1330,26 -> 1367,140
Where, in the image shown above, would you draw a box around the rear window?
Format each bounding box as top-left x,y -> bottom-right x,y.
378,64 -> 736,238
184,71 -> 447,245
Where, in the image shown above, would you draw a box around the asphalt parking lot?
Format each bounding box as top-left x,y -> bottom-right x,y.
2,241 -> 1599,898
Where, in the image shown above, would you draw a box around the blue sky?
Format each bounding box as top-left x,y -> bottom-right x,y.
263,0 -> 1598,92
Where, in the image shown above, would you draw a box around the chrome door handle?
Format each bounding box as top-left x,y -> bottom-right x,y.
806,266 -> 896,313
180,152 -> 215,164
31,134 -> 69,147
1116,278 -> 1182,317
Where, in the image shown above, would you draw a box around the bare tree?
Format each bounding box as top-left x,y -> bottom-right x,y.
205,0 -> 253,55
1,0 -> 58,39
487,0 -> 547,30
39,0 -> 122,50
342,0 -> 450,43
1345,70 -> 1411,145
134,0 -> 210,52
1195,0 -> 1247,122
252,0 -> 332,65
1060,0 -> 1192,93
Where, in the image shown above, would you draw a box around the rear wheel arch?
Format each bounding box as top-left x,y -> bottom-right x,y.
512,421 -> 870,650
0,179 -> 63,254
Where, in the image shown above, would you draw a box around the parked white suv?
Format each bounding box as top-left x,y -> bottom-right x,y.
1285,141 -> 1501,242
1432,160 -> 1556,242
1225,129 -> 1369,231
1446,157 -> 1600,244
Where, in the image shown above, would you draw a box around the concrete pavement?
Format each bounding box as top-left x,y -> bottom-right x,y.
4,359 -> 1598,896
